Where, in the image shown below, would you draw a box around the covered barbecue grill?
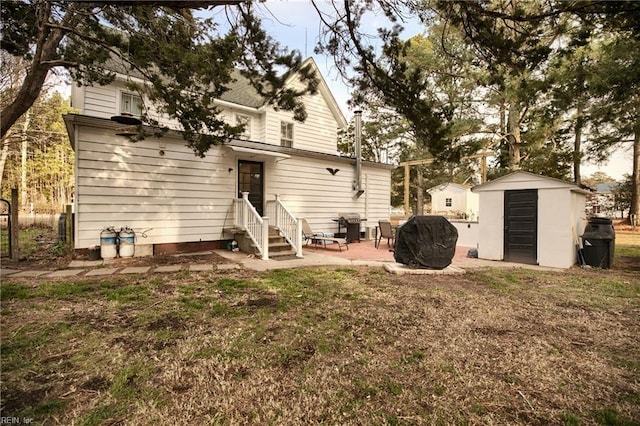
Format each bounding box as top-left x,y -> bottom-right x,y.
394,215 -> 458,269
334,213 -> 366,243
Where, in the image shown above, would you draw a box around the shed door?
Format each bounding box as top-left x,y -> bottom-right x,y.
238,161 -> 264,216
504,189 -> 537,264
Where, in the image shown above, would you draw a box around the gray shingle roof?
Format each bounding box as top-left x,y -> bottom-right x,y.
218,70 -> 266,108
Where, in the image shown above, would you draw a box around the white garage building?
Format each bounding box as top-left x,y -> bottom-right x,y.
472,171 -> 589,269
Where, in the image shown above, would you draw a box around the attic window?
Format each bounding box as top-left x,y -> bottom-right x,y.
236,114 -> 252,140
445,198 -> 452,207
280,121 -> 293,148
121,92 -> 142,116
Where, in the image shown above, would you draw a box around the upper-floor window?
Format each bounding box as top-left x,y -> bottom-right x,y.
236,114 -> 252,140
445,198 -> 452,207
121,92 -> 143,116
280,121 -> 293,148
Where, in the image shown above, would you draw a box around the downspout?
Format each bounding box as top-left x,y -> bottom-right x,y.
353,110 -> 364,198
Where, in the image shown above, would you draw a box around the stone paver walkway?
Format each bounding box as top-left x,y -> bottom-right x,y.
1,245 -> 561,281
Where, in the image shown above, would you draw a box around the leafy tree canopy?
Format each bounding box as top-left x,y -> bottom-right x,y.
1,0 -> 317,156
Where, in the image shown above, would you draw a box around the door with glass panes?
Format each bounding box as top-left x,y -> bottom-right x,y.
238,161 -> 264,216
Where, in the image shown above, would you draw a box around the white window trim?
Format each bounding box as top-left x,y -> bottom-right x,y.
235,113 -> 252,140
119,91 -> 143,117
281,121 -> 294,148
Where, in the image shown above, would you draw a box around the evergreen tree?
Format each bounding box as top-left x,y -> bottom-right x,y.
1,90 -> 75,213
1,0 -> 317,156
1,91 -> 75,213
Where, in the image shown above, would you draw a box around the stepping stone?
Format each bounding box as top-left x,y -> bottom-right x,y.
189,264 -> 214,272
217,263 -> 240,270
383,263 -> 466,275
154,265 -> 183,273
9,270 -> 51,278
85,268 -> 120,276
119,266 -> 151,274
68,260 -> 103,268
46,269 -> 85,278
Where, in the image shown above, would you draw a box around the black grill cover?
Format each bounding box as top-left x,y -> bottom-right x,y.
394,215 -> 458,269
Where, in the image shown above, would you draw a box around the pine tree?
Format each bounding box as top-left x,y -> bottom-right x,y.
1,1 -> 316,156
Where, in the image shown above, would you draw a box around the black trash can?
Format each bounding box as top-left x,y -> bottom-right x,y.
581,217 -> 615,268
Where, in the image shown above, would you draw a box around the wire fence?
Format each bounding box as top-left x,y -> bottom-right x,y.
0,213 -> 61,229
1,214 -> 64,257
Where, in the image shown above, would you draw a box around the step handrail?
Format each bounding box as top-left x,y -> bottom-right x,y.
235,193 -> 269,260
266,194 -> 303,258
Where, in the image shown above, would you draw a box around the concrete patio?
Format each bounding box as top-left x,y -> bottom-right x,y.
1,238 -> 563,280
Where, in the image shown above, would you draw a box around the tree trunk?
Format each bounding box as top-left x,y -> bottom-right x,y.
631,129 -> 640,223
0,2 -> 67,139
0,130 -> 12,181
1,59 -> 52,140
20,111 -> 31,212
506,102 -> 522,170
500,100 -> 506,135
573,101 -> 583,184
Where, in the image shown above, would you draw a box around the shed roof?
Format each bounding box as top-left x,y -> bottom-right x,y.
471,171 -> 590,194
426,182 -> 472,194
594,182 -> 617,194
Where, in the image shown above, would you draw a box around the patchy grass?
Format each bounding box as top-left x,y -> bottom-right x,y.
1,225 -> 60,259
615,231 -> 640,271
2,248 -> 639,424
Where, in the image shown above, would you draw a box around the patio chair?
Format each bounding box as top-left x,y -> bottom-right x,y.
377,220 -> 395,249
301,218 -> 348,251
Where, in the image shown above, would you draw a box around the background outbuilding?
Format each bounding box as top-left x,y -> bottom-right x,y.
471,171 -> 589,269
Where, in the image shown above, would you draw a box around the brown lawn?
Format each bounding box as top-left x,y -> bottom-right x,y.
1,226 -> 639,425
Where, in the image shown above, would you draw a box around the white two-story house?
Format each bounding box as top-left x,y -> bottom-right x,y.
63,58 -> 393,259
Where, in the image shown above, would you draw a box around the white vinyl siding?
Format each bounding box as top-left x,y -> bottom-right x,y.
74,125 -> 236,249
264,75 -> 339,154
73,124 -> 391,250
73,69 -> 341,153
266,157 -> 391,234
83,85 -> 117,116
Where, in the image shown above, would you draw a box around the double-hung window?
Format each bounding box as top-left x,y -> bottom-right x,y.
236,114 -> 252,140
280,121 -> 293,148
445,198 -> 453,207
121,92 -> 143,117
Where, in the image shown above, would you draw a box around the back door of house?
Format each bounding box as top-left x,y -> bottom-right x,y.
504,189 -> 537,264
238,160 -> 264,216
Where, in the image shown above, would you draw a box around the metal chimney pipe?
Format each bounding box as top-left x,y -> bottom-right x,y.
354,110 -> 363,196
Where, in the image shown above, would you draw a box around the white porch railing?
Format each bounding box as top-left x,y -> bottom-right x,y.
266,194 -> 303,258
233,193 -> 303,260
234,192 -> 269,260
